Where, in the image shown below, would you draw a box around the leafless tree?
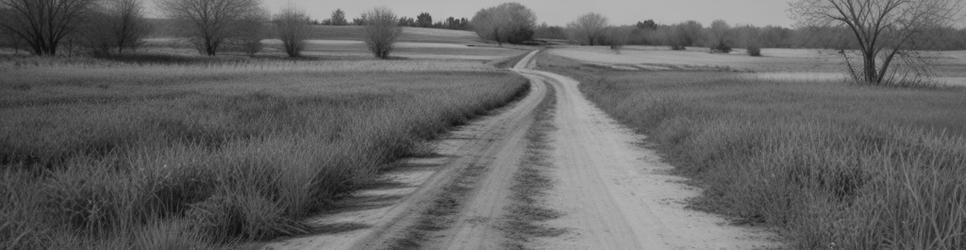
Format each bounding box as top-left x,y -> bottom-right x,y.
363,7 -> 401,59
237,9 -> 268,56
274,7 -> 308,57
82,0 -> 150,55
792,0 -> 964,86
568,13 -> 608,46
669,20 -> 703,50
0,0 -> 98,56
706,19 -> 734,53
158,0 -> 264,56
603,26 -> 631,53
0,12 -> 23,53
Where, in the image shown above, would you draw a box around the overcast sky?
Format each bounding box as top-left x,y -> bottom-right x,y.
238,0 -> 797,27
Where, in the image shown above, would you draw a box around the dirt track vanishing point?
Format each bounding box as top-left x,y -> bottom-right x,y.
266,50 -> 776,250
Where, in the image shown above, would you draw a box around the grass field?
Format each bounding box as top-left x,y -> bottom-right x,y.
147,21 -> 483,45
136,35 -> 520,62
0,56 -> 528,249
537,53 -> 966,249
299,26 -> 483,44
548,46 -> 966,87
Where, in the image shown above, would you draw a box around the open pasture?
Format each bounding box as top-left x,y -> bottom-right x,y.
0,56 -> 528,249
548,46 -> 966,86
135,38 -> 522,61
300,25 -> 483,44
147,23 -> 484,45
260,40 -> 522,61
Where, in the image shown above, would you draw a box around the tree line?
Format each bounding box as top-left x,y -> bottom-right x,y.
461,1 -> 965,87
0,0 -> 151,56
0,0 -> 407,59
314,9 -> 471,30
534,17 -> 966,53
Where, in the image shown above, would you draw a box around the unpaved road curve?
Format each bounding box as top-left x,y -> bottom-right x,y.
266,50 -> 775,249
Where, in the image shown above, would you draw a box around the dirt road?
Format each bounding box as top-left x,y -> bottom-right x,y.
265,51 -> 775,249
514,68 -> 775,250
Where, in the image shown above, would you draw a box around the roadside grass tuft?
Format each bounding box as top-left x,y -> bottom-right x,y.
539,53 -> 966,249
0,57 -> 528,249
501,83 -> 566,249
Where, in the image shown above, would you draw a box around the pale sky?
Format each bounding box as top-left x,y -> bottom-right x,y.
149,0 -> 798,28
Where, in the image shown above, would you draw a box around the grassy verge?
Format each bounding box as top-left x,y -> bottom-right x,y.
0,57 -> 528,249
537,53 -> 966,249
500,82 -> 564,249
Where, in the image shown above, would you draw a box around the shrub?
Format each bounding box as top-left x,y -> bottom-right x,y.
363,7 -> 401,59
567,13 -> 608,46
274,8 -> 309,58
747,46 -> 762,56
471,3 -> 537,45
710,42 -> 732,53
185,192 -> 307,242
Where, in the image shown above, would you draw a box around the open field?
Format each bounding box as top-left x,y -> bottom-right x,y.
537,51 -> 966,249
261,40 -> 521,61
147,21 -> 484,45
133,38 -> 521,61
548,46 -> 966,86
0,56 -> 528,249
300,26 -> 483,44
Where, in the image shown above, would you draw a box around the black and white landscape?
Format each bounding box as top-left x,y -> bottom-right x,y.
2,0 -> 966,249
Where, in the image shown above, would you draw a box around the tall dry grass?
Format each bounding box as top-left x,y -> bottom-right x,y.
538,54 -> 966,249
0,57 -> 528,249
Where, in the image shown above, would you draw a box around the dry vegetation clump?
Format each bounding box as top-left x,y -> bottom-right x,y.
0,57 -> 528,248
538,54 -> 966,249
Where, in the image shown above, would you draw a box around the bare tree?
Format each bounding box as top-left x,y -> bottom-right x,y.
363,7 -> 400,59
237,9 -> 268,56
274,7 -> 308,57
669,20 -> 703,50
603,26 -> 631,53
0,9 -> 23,53
0,0 -> 98,56
470,3 -> 536,46
82,0 -> 150,55
568,13 -> 608,46
706,19 -> 734,53
106,0 -> 149,53
158,0 -> 264,56
792,0 -> 964,86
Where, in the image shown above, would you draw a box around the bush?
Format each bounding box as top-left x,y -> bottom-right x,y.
363,7 -> 401,59
710,42 -> 732,53
471,3 -> 537,45
186,192 -> 307,242
747,46 -> 762,57
274,8 -> 309,58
